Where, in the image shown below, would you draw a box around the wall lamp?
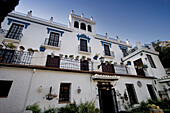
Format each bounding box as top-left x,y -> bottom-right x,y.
77,86 -> 81,94
98,57 -> 104,69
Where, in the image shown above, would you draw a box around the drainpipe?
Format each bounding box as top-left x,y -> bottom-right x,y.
22,69 -> 36,112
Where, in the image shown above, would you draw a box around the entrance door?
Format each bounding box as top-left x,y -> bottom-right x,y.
98,82 -> 118,113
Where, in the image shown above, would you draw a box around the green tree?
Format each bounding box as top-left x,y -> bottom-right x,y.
152,40 -> 170,68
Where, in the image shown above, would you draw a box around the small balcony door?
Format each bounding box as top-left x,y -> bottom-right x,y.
104,44 -> 111,56
48,32 -> 59,47
80,39 -> 87,52
102,63 -> 115,73
134,58 -> 145,76
80,60 -> 89,71
6,23 -> 24,40
46,55 -> 60,68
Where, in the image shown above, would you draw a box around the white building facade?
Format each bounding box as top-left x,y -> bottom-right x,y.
0,11 -> 168,113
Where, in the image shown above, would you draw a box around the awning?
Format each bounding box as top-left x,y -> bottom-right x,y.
91,74 -> 120,81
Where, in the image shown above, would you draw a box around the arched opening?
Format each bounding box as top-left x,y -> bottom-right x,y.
80,23 -> 86,30
88,25 -> 92,32
74,21 -> 79,28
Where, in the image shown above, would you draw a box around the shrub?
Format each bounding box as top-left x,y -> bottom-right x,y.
44,106 -> 57,113
26,103 -> 41,113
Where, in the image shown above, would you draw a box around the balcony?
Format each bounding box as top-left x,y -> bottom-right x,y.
104,51 -> 115,59
0,49 -> 33,65
44,38 -> 61,50
78,45 -> 91,54
114,65 -> 131,74
46,56 -> 93,71
0,29 -> 23,43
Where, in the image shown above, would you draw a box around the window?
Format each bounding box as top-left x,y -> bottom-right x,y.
80,39 -> 88,52
46,55 -> 60,68
88,25 -> 92,32
104,44 -> 111,56
146,54 -> 156,68
48,32 -> 60,47
0,80 -> 13,98
80,60 -> 89,71
6,23 -> 24,40
74,21 -> 79,28
133,58 -> 145,76
122,48 -> 128,57
80,23 -> 86,30
59,83 -> 71,103
147,84 -> 157,100
126,84 -> 138,104
102,63 -> 115,73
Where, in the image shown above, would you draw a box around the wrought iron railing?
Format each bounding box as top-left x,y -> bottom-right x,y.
60,58 -> 93,71
127,46 -> 138,55
0,29 -> 23,41
78,45 -> 91,53
44,38 -> 61,47
104,51 -> 115,57
114,65 -> 131,74
12,11 -> 68,27
0,49 -> 33,65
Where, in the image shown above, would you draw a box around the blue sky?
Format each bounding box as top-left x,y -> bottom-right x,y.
15,0 -> 170,46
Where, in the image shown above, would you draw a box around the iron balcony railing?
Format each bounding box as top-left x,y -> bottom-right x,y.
114,65 -> 131,74
0,49 -> 33,65
104,51 -> 115,57
0,29 -> 23,41
44,38 -> 61,47
46,57 -> 93,71
78,45 -> 91,53
60,58 -> 93,71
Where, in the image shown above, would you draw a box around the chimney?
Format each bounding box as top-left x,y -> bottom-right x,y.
126,39 -> 130,45
105,33 -> 109,38
27,10 -> 32,17
136,42 -> 142,49
81,13 -> 84,18
71,10 -> 74,14
50,17 -> 53,23
116,36 -> 120,42
91,16 -> 93,21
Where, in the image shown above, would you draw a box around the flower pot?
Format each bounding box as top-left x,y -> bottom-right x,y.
39,47 -> 45,52
93,56 -> 98,60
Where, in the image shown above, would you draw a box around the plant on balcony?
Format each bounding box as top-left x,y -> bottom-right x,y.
69,55 -> 74,60
7,43 -> 16,50
82,56 -> 86,61
65,55 -> 68,59
27,48 -> 34,54
87,57 -> 91,61
39,45 -> 46,52
93,54 -> 99,60
75,56 -> 79,61
19,46 -> 25,51
143,64 -> 148,68
59,54 -> 63,58
105,61 -> 109,65
0,44 -> 3,49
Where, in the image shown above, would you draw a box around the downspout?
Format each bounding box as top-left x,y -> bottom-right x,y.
22,68 -> 36,112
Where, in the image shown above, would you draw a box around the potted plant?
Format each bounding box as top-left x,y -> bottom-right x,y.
105,61 -> 109,65
93,54 -> 99,60
69,55 -> 74,60
7,43 -> 16,50
27,48 -> 34,54
82,56 -> 86,61
0,44 -> 3,49
108,61 -> 112,65
19,46 -> 25,51
143,64 -> 148,68
127,61 -> 131,65
59,54 -> 63,58
39,45 -> 46,52
65,55 -> 68,59
87,57 -> 91,61
75,56 -> 79,61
